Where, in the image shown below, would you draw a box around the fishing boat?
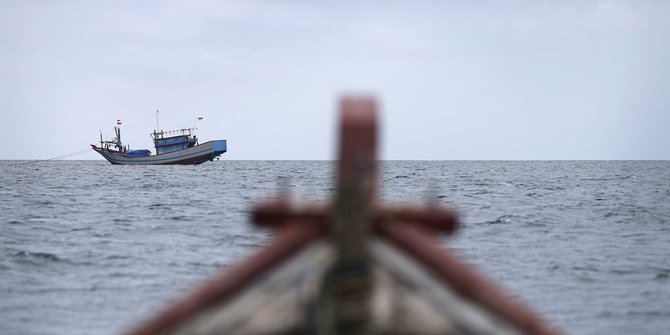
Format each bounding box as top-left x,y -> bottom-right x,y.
91,120 -> 226,165
126,97 -> 558,335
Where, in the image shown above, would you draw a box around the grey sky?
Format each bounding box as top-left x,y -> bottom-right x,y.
1,1 -> 668,160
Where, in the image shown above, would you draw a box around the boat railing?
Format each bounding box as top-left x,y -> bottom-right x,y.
152,128 -> 197,139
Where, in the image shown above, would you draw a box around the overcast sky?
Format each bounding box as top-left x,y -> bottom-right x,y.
1,0 -> 668,160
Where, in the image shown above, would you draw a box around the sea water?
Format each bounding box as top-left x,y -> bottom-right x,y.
1,160 -> 669,335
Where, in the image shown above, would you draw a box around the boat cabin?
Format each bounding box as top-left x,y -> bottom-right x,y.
99,126 -> 128,154
152,128 -> 198,155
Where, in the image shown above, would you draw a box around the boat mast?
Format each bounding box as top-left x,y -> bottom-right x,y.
156,109 -> 159,132
116,120 -> 122,150
193,116 -> 203,130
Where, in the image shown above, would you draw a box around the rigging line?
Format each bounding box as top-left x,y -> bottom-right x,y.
122,134 -> 153,148
120,123 -> 154,129
118,117 -> 158,129
42,148 -> 92,161
159,113 -> 201,124
13,148 -> 93,165
112,113 -> 156,125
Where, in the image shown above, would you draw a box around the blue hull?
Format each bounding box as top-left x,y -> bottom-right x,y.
92,140 -> 227,165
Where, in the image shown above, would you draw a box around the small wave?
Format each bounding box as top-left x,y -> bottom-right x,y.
626,310 -> 670,317
542,186 -> 565,191
609,268 -> 637,275
572,265 -> 599,272
581,175 -> 634,182
32,200 -> 55,206
235,241 -> 263,248
103,254 -> 129,260
547,262 -> 560,271
149,203 -> 172,210
604,211 -> 618,218
14,251 -> 59,260
107,271 -> 137,278
619,232 -> 646,238
525,220 -> 547,227
651,267 -> 670,280
26,216 -> 52,223
11,250 -> 66,265
383,175 -> 411,182
485,214 -> 515,225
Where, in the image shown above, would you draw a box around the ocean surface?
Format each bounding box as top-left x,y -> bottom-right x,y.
1,160 -> 669,335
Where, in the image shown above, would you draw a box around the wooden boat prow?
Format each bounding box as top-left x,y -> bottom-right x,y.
127,97 -> 558,335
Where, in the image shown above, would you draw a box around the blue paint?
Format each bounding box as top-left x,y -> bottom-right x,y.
212,140 -> 227,152
154,135 -> 195,154
125,149 -> 151,157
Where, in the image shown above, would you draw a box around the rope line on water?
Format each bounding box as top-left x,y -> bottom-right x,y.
12,148 -> 93,165
43,148 -> 93,161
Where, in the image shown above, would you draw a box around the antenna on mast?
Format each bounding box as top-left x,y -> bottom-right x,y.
194,116 -> 203,130
156,109 -> 159,131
